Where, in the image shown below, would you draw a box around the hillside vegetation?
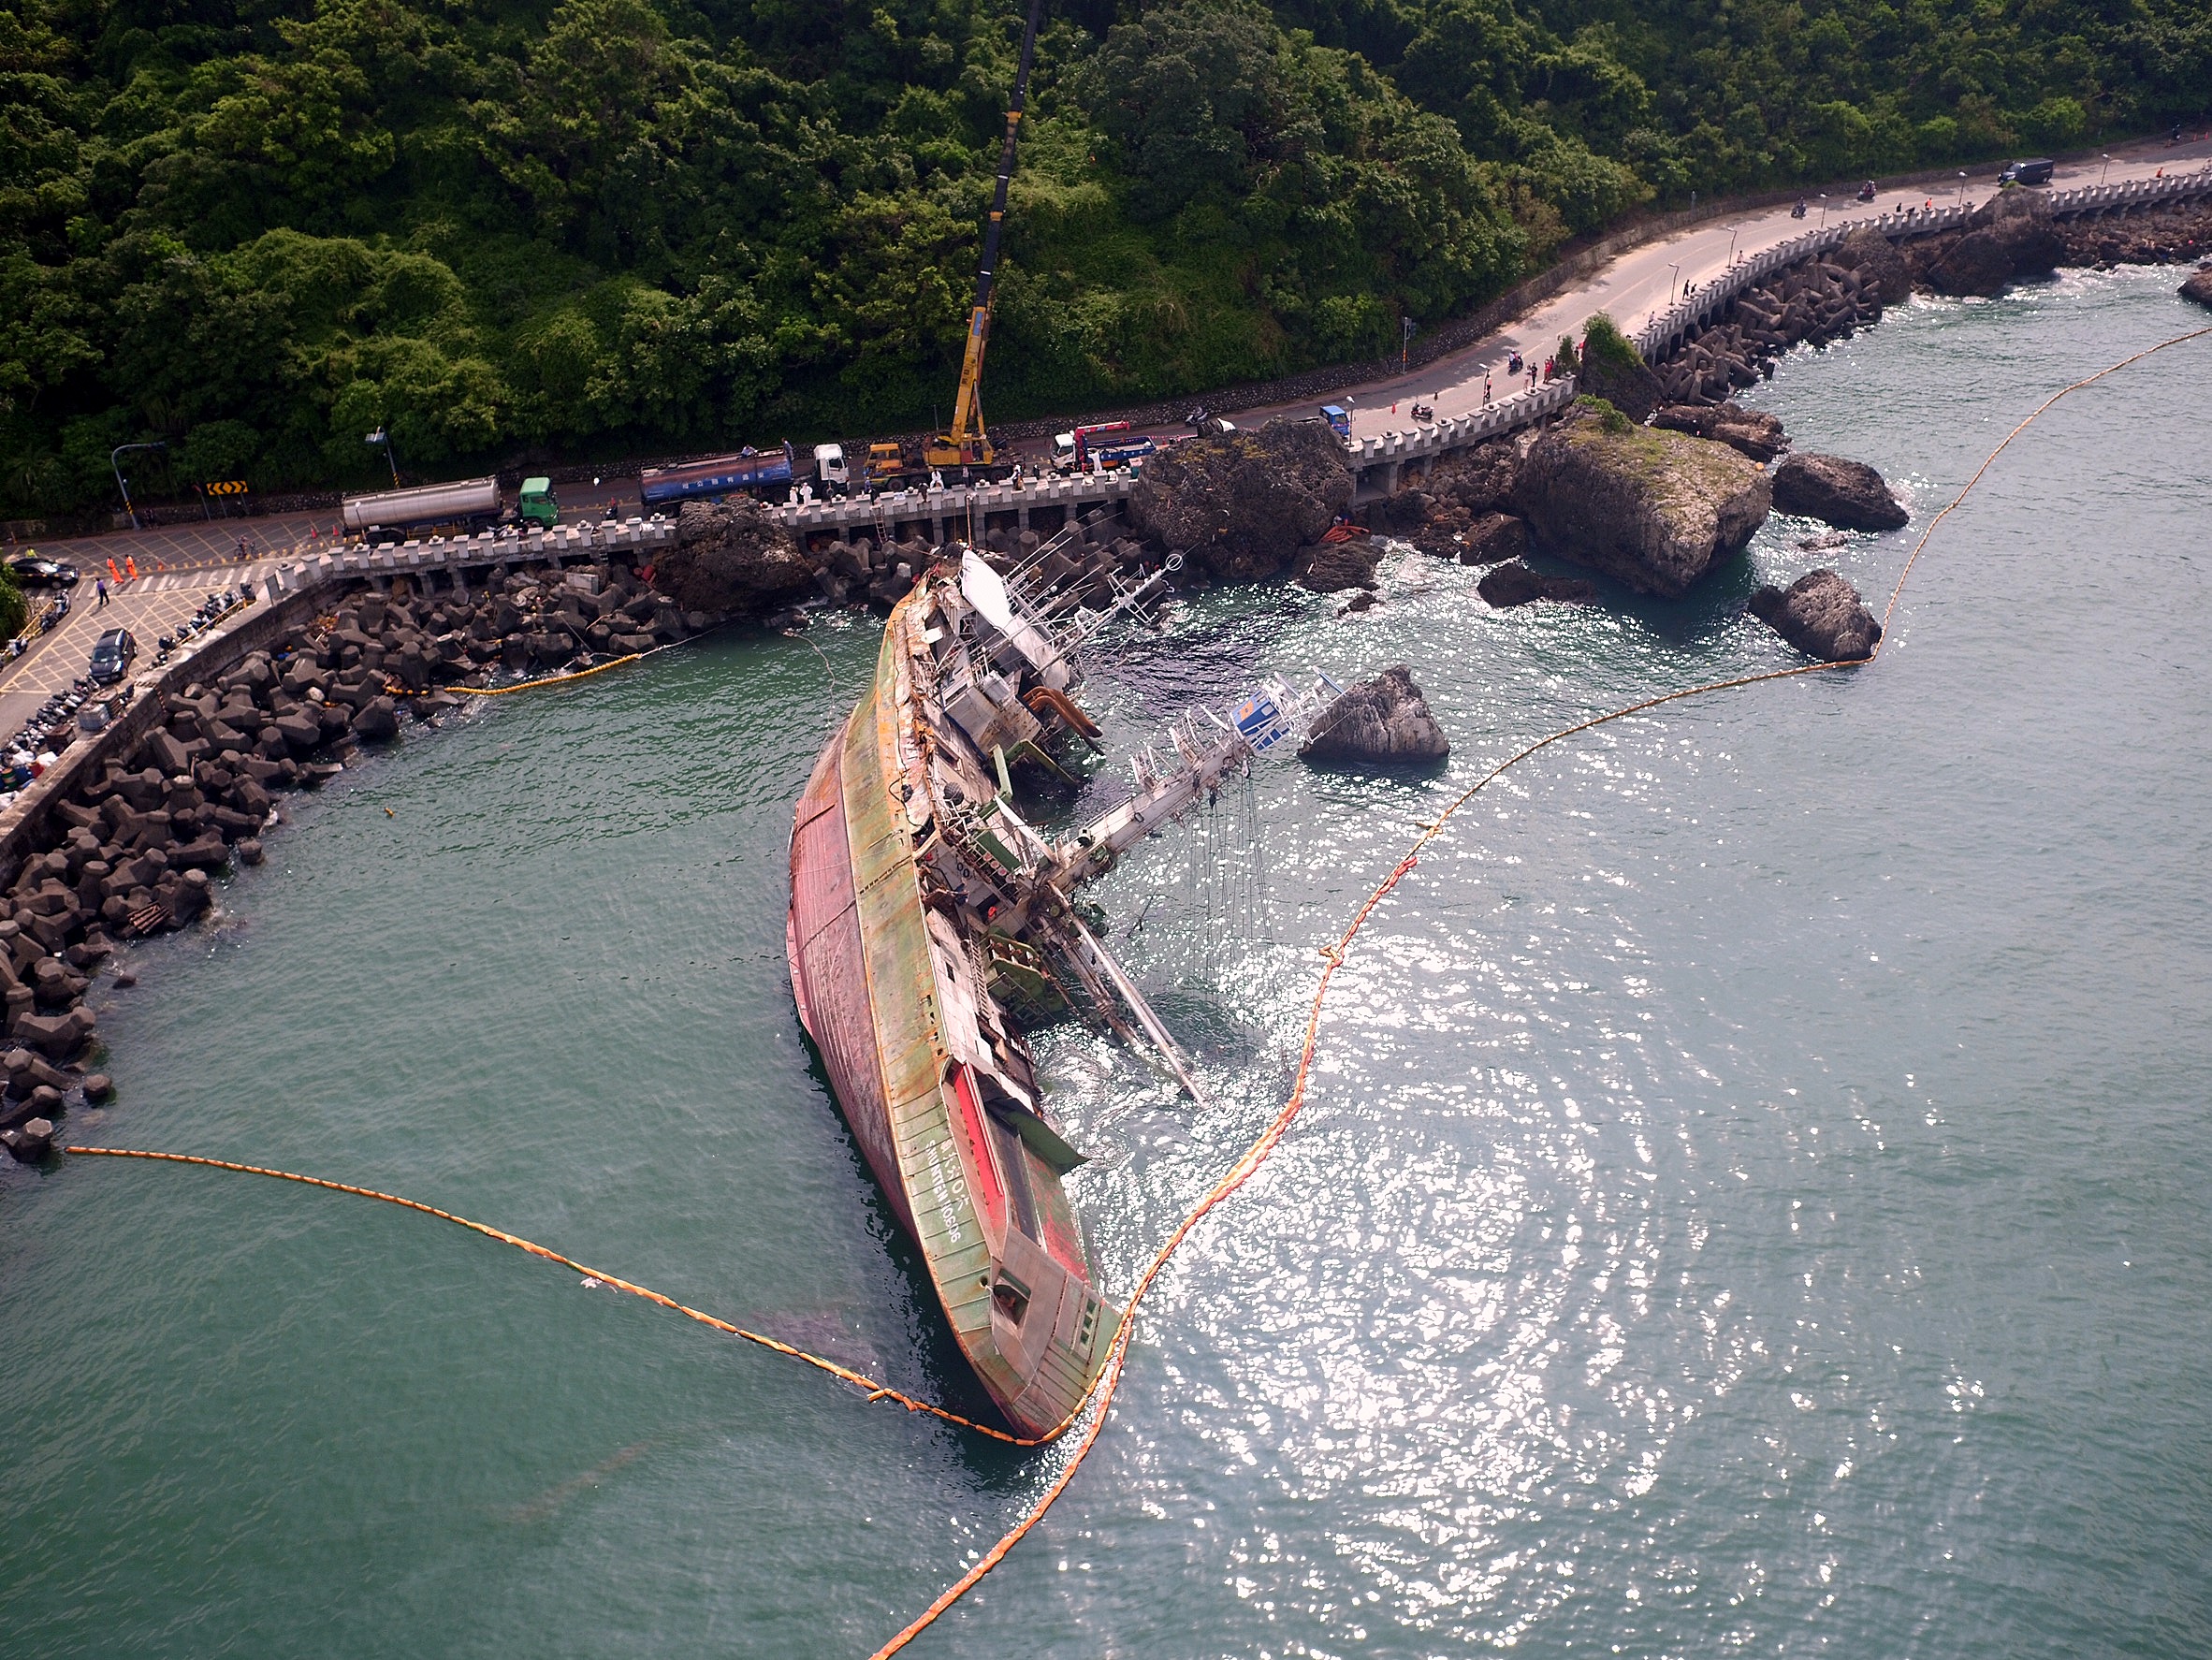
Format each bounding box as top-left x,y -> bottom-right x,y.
2,0 -> 2204,513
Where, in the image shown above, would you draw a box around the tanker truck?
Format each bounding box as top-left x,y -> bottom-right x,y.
341,476 -> 557,543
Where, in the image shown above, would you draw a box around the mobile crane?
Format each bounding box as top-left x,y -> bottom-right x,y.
921,0 -> 1044,478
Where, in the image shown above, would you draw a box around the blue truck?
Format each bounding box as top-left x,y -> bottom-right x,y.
1319,404 -> 1351,439
638,443 -> 797,507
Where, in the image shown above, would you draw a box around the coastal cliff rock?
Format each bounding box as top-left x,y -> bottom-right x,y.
1299,665 -> 1448,764
661,498 -> 814,615
1750,569 -> 1883,662
1652,401 -> 1790,462
1919,190 -> 2066,298
1511,400 -> 1770,596
1130,419 -> 1352,580
1831,226 -> 1913,306
1477,561 -> 1597,607
2183,267 -> 2212,310
1572,315 -> 1666,422
1771,453 -> 1908,531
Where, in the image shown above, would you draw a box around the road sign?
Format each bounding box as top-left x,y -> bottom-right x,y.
204,480 -> 250,496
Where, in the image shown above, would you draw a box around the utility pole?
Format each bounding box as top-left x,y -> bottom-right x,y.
365,428 -> 399,487
110,441 -> 167,531
1401,313 -> 1414,372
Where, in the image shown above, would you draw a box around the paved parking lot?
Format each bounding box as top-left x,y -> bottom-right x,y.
0,564 -> 278,746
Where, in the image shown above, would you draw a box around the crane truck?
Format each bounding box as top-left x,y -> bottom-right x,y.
916,0 -> 1045,482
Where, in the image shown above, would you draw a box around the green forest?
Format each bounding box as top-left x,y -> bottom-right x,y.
2,0 -> 2205,514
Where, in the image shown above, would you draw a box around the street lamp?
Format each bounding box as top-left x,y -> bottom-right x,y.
110,441 -> 167,531
1725,225 -> 1739,265
2100,153 -> 2112,186
1956,170 -> 1969,208
1668,260 -> 1681,296
365,428 -> 399,487
1402,313 -> 1415,372
1818,193 -> 1828,228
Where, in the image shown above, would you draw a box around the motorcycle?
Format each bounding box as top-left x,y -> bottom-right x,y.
1410,401 -> 1434,421
1791,199 -> 1809,219
1856,181 -> 1877,202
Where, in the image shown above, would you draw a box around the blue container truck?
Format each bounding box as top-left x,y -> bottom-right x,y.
638,443 -> 797,507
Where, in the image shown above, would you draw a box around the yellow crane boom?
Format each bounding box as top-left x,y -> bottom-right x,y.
925,0 -> 1045,474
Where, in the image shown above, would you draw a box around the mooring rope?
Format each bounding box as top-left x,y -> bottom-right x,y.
66,326 -> 2210,1657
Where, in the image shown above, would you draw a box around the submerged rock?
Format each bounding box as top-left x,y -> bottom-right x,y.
1511,400 -> 1770,596
1299,664 -> 1448,764
1130,419 -> 1353,581
1477,561 -> 1597,608
1771,453 -> 1908,531
662,498 -> 815,616
1750,569 -> 1883,662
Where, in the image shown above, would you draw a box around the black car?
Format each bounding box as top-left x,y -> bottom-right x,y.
5,553 -> 80,589
2001,157 -> 2055,186
88,627 -> 137,684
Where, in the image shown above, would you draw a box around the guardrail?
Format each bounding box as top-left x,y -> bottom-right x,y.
769,468 -> 1140,535
260,515 -> 677,603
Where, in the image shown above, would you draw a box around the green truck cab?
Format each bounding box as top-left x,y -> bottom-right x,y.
518,476 -> 559,529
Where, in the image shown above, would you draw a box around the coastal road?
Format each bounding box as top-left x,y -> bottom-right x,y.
1242,138 -> 2212,441
13,136 -> 2209,574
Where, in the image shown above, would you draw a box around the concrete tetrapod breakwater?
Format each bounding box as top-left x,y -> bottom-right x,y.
0,545 -> 715,1165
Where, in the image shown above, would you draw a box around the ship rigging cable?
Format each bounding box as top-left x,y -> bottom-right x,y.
65,326 -> 2208,1656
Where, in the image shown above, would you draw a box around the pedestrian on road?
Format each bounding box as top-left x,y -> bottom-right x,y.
95,577 -> 108,607
107,558 -> 120,585
236,534 -> 249,561
124,556 -> 137,582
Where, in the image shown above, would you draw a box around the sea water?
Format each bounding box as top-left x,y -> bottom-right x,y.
2,265 -> 2206,1658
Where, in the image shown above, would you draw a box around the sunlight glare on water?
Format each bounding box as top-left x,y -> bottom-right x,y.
1,266 -> 2207,1659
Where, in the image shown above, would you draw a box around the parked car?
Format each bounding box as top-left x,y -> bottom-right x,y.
5,554 -> 80,589
88,628 -> 137,684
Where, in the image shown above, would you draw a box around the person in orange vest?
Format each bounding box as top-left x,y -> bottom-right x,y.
124,555 -> 138,582
107,557 -> 121,584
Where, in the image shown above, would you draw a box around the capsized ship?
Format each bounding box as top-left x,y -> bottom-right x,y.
785,520 -> 1322,1434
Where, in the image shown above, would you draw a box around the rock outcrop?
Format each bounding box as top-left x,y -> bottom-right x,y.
1918,189 -> 2066,298
1750,569 -> 1883,662
1830,226 -> 1913,306
1651,401 -> 1789,462
1477,562 -> 1597,607
2183,267 -> 2212,310
1511,400 -> 1770,596
1298,665 -> 1448,764
1572,319 -> 1666,422
1771,453 -> 1908,531
1457,512 -> 1529,565
1293,537 -> 1383,592
1129,419 -> 1352,581
661,498 -> 815,615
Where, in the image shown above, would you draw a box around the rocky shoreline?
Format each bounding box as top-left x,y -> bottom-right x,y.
7,197 -> 2204,1170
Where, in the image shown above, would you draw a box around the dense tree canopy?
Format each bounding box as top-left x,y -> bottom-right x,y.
1,0 -> 2204,513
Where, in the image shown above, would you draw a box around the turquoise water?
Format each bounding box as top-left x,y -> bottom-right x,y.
3,266 -> 2207,1657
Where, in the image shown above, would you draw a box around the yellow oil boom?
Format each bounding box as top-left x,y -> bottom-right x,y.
924,0 -> 1045,475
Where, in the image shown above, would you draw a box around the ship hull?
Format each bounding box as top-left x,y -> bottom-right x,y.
787,592 -> 1118,1437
